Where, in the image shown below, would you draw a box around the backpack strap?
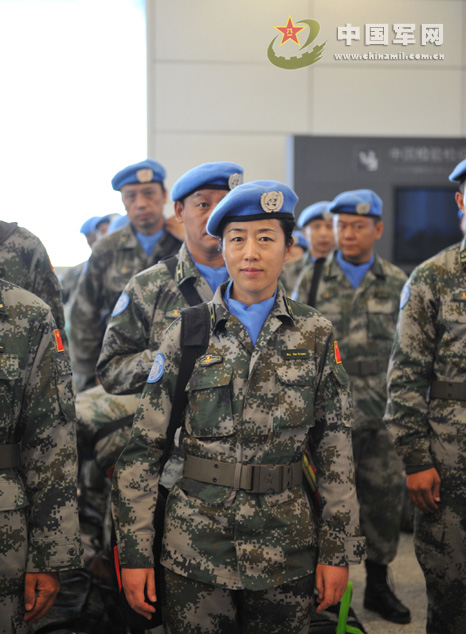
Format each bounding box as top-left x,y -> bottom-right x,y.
164,255 -> 203,307
307,257 -> 326,308
159,302 -> 210,470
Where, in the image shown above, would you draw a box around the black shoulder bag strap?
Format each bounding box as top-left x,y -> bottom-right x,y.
164,255 -> 204,308
307,257 -> 326,308
159,302 -> 211,468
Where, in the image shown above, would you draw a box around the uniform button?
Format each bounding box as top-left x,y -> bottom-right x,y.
68,547 -> 77,556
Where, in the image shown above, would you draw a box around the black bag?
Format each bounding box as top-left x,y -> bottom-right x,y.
113,303 -> 211,629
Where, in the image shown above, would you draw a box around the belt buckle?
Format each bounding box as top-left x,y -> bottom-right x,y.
252,464 -> 288,494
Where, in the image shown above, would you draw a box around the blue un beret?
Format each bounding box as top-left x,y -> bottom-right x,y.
292,230 -> 309,250
111,158 -> 166,191
297,201 -> 332,228
206,180 -> 298,238
329,189 -> 382,218
171,162 -> 244,202
449,158 -> 466,185
80,216 -> 101,236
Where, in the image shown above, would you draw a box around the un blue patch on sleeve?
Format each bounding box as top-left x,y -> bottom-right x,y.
399,283 -> 410,309
147,353 -> 165,383
112,292 -> 130,317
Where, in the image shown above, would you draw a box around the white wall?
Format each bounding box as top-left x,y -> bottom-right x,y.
146,0 -> 466,199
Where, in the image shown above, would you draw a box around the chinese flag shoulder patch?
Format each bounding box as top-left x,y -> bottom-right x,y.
53,329 -> 64,352
334,341 -> 342,364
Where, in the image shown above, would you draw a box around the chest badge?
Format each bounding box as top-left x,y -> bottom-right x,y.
452,292 -> 466,302
199,354 -> 223,367
282,349 -> 310,360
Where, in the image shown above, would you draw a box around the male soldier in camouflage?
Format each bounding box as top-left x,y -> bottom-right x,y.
293,189 -> 410,624
281,201 -> 334,296
97,161 -> 243,396
0,221 -> 67,346
0,279 -> 82,633
385,158 -> 466,634
112,180 -> 365,632
70,158 -> 182,391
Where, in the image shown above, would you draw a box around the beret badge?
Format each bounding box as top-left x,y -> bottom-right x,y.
355,202 -> 371,215
228,173 -> 243,190
260,191 -> 284,213
136,168 -> 154,183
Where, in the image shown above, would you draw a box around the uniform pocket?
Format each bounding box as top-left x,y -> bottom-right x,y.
186,366 -> 234,438
274,365 -> 315,429
367,298 -> 398,339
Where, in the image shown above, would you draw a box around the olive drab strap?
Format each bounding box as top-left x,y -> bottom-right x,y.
163,255 -> 204,308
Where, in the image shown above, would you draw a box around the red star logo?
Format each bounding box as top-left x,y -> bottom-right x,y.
274,15 -> 305,46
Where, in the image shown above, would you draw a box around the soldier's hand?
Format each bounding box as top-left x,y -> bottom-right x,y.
407,468 -> 441,513
315,563 -> 349,612
23,572 -> 60,623
122,567 -> 157,620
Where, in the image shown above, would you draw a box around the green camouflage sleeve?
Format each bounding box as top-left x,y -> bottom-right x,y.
69,252 -> 106,387
28,239 -> 68,349
311,333 -> 365,566
385,268 -> 437,470
21,309 -> 82,571
97,275 -> 156,395
111,319 -> 181,567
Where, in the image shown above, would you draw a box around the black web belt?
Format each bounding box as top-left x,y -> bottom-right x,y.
0,444 -> 20,469
343,358 -> 388,377
183,455 -> 302,494
430,380 -> 466,402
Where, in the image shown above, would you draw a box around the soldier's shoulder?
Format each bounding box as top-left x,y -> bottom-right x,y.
4,224 -> 46,253
409,242 -> 462,286
133,259 -> 173,287
378,256 -> 407,282
0,279 -> 51,317
287,297 -> 334,331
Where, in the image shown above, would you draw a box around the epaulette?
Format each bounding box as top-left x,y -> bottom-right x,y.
284,295 -> 295,320
175,260 -> 185,284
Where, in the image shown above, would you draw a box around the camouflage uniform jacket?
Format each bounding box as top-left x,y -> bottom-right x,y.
280,251 -> 311,296
0,280 -> 82,595
0,222 -> 67,346
112,284 -> 365,591
294,251 -> 407,431
69,222 -> 182,384
385,239 -> 466,478
97,242 -> 215,395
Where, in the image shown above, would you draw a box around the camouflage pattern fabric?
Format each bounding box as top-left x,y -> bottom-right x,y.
385,238 -> 466,633
76,384 -> 140,469
164,568 -> 314,633
294,250 -> 407,564
280,252 -> 311,296
0,221 -> 67,348
112,284 -> 365,591
0,280 -> 82,629
70,222 -> 181,389
97,242 -> 215,395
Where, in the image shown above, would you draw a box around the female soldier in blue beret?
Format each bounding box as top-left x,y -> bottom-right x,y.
112,181 -> 365,633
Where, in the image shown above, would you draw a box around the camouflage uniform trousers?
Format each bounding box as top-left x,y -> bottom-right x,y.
352,426 -> 404,564
414,472 -> 466,634
0,510 -> 31,634
164,569 -> 315,634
